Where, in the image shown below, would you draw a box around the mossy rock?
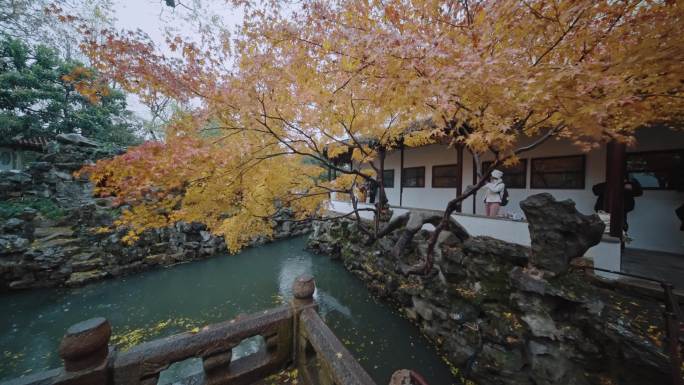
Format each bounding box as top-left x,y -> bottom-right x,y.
0,198 -> 66,220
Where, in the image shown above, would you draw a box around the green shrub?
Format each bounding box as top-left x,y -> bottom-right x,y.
0,198 -> 66,220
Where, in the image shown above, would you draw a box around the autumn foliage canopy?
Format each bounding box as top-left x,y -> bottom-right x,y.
74,0 -> 684,251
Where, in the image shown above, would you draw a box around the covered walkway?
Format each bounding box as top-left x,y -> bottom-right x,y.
622,248 -> 684,287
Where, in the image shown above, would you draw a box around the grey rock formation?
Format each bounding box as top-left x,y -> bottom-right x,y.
376,210 -> 469,259
521,193 -> 605,274
308,216 -> 671,385
1,136 -> 311,291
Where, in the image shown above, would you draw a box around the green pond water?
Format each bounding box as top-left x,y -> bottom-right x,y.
0,237 -> 459,384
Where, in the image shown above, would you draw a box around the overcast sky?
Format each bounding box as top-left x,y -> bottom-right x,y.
108,0 -> 244,118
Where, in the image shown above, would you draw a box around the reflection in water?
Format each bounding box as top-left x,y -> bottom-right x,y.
317,289 -> 353,319
0,237 -> 459,384
277,253 -> 352,319
277,254 -> 313,298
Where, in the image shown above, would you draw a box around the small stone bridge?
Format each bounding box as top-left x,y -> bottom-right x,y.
1,275 -> 422,385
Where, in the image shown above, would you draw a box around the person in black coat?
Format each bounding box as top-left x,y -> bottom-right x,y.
367,178 -> 378,204
676,203 -> 684,231
592,177 -> 643,231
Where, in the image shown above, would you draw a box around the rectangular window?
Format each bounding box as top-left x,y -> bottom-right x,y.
531,155 -> 585,189
626,150 -> 684,190
432,164 -> 460,188
402,166 -> 425,188
482,159 -> 528,189
382,169 -> 395,188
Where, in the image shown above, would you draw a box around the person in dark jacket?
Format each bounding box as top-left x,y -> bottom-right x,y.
592,177 -> 643,231
367,178 -> 378,204
676,203 -> 684,231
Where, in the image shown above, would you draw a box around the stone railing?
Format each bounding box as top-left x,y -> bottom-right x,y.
1,275 -> 409,385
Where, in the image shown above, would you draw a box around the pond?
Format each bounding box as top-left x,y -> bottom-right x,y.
0,236 -> 459,384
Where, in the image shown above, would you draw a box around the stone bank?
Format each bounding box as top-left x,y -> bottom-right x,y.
308,194 -> 676,385
0,134 -> 310,291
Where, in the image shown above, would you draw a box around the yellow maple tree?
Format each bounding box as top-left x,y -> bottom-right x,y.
68,0 -> 683,258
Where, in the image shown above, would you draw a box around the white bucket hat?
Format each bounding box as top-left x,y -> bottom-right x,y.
491,169 -> 504,179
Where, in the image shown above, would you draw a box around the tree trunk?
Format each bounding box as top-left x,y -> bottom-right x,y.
374,146 -> 387,236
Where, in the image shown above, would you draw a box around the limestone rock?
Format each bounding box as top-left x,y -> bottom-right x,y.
1,217 -> 33,239
8,273 -> 37,289
521,313 -> 561,339
0,235 -> 30,255
71,258 -> 103,272
443,327 -> 479,366
0,170 -> 32,184
471,343 -> 529,385
520,193 -> 604,274
306,216 -> 673,385
34,226 -> 75,242
411,296 -> 434,321
65,270 -> 107,287
509,266 -> 549,295
463,236 -> 529,267
528,341 -> 589,385
1,134 -> 309,291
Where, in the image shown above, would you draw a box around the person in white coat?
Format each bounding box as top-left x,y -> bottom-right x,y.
483,169 -> 505,217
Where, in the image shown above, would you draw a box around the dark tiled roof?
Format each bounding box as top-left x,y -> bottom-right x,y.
1,136 -> 50,151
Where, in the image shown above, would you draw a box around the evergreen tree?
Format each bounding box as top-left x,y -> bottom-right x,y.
0,35 -> 141,146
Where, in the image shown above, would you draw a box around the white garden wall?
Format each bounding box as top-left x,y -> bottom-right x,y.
371,126 -> 683,254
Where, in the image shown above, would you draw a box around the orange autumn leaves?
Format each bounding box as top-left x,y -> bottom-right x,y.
62,66 -> 111,104
70,0 -> 684,250
79,115 -> 327,250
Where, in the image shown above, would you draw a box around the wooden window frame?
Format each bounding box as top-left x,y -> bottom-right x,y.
626,149 -> 684,191
530,155 -> 586,190
382,169 -> 395,188
401,166 -> 425,188
431,164 -> 460,188
481,159 -> 528,189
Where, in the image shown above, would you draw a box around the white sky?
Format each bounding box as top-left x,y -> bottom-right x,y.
108,0 -> 244,118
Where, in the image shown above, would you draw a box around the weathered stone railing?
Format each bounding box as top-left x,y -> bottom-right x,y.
1,275 -> 390,385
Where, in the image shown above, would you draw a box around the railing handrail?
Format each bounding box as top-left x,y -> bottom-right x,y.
113,304 -> 293,383
0,275 -> 388,385
299,307 -> 377,385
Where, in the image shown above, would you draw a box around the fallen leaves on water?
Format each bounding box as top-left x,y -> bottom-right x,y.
110,317 -> 202,351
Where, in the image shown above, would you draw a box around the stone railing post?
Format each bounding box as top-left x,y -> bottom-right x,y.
292,274 -> 315,308
291,274 -> 316,365
58,317 -> 112,382
390,370 -> 429,385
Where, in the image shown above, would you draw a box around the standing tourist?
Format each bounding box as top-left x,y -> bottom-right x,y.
592,176 -> 643,231
483,170 -> 505,217
367,178 -> 378,204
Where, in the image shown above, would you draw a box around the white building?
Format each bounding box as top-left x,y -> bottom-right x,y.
329,126 -> 684,284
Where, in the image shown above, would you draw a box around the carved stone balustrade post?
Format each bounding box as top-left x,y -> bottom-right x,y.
292,274 -> 316,308
50,317 -> 113,384
58,317 -> 112,372
291,274 -> 316,373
